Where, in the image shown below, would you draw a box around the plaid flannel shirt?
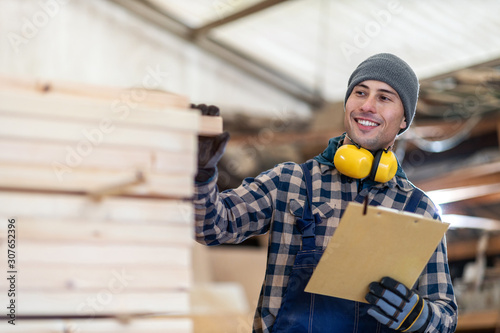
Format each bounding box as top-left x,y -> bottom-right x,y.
194,158 -> 458,333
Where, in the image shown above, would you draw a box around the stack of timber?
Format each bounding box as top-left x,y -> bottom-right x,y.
0,77 -> 222,332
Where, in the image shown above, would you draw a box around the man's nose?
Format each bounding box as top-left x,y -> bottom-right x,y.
360,96 -> 377,113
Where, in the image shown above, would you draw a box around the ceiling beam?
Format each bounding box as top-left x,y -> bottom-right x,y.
109,0 -> 324,108
415,159 -> 500,191
419,56 -> 500,84
447,234 -> 500,261
427,183 -> 500,205
443,214 -> 500,231
190,0 -> 288,38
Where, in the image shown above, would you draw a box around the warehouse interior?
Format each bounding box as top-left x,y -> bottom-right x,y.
1,0 -> 500,332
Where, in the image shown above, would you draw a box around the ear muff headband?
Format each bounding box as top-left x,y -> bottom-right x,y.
334,145 -> 397,183
369,150 -> 384,181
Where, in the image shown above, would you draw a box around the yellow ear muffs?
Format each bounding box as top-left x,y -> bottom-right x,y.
370,149 -> 398,183
334,145 -> 398,183
334,145 -> 374,180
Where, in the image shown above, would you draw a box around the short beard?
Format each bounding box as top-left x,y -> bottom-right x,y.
348,133 -> 387,152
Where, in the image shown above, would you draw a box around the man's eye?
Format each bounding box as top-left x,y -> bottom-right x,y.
380,95 -> 391,101
355,91 -> 365,96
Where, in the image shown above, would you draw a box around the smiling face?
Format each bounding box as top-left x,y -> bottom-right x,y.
344,80 -> 407,151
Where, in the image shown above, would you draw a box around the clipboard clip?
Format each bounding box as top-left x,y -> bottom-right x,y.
363,195 -> 369,215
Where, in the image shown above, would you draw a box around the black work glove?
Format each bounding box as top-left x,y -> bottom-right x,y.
190,104 -> 230,183
365,277 -> 432,333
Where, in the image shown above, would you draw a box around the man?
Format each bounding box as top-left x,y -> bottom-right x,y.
193,53 -> 457,333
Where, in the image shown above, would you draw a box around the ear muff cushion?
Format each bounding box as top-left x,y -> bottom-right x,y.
372,150 -> 398,183
334,145 -> 374,179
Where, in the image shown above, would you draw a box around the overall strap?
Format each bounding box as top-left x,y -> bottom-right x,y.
403,188 -> 424,213
297,163 -> 318,251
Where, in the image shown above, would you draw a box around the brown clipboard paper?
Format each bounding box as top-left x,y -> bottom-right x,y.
304,202 -> 450,303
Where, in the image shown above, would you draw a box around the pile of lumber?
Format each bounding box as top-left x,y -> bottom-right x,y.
0,77 -> 222,332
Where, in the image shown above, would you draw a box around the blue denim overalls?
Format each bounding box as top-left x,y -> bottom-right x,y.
272,163 -> 424,333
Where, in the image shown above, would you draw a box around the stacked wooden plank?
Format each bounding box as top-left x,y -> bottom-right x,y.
0,77 -> 222,332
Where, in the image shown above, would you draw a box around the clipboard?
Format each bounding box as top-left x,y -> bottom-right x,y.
304,202 -> 449,303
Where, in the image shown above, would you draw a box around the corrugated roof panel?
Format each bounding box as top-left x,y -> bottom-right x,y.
207,0 -> 500,100
145,0 -> 262,27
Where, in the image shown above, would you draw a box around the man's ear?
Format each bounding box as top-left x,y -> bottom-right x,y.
399,117 -> 407,130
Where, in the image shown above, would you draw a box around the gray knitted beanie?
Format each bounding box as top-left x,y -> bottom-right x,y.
344,53 -> 419,135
